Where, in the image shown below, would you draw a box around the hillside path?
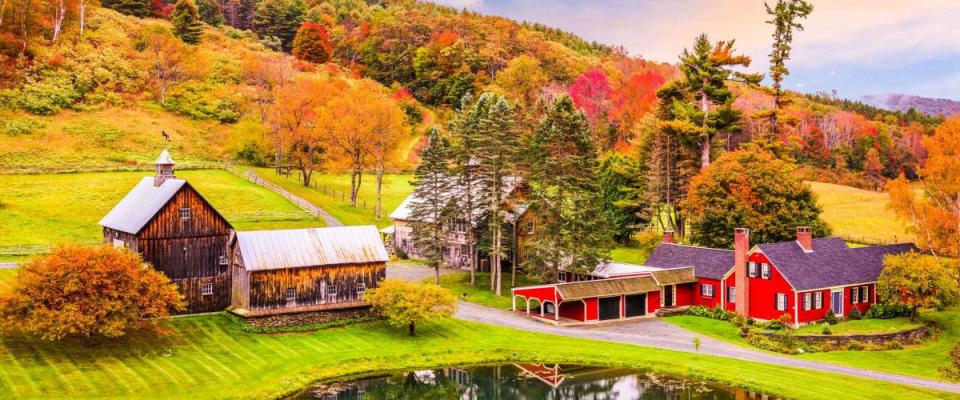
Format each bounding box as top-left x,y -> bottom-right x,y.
223,164 -> 342,227
0,262 -> 17,269
455,300 -> 960,395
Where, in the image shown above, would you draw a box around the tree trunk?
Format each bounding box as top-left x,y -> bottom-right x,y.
78,0 -> 86,36
350,169 -> 362,206
434,262 -> 440,285
375,167 -> 383,220
408,321 -> 415,336
494,225 -> 502,297
700,87 -> 711,169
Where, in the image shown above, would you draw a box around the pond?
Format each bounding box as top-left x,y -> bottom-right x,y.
290,363 -> 774,399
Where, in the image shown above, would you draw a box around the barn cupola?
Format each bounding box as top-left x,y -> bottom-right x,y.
154,149 -> 176,187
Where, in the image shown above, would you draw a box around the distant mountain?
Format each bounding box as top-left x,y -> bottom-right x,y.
860,93 -> 960,116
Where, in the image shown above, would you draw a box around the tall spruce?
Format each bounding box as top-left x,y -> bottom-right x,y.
448,94 -> 485,286
765,0 -> 813,136
522,96 -> 612,282
409,128 -> 454,284
172,0 -> 204,45
474,94 -> 519,296
101,0 -> 151,18
253,0 -> 306,52
598,153 -> 648,244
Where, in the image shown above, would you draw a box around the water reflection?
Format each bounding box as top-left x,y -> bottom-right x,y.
293,364 -> 774,400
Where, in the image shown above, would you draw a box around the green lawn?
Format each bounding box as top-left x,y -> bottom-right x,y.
254,168 -> 413,228
437,272 -> 540,310
808,181 -> 914,243
0,313 -> 952,399
0,170 -> 323,247
610,245 -> 653,264
666,315 -> 748,346
794,317 -> 923,336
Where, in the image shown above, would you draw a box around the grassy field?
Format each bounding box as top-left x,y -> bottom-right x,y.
253,168 -> 413,227
794,317 -> 923,335
437,272 -> 539,310
0,311 -> 952,399
610,245 -> 653,264
667,310 -> 958,380
0,170 -> 323,247
807,181 -> 914,243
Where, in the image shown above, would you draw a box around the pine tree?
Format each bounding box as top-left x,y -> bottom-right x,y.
171,0 -> 204,45
598,153 -> 648,244
253,0 -> 305,52
409,128 -> 455,284
522,96 -> 612,282
448,94 -> 485,286
766,0 -> 813,136
102,0 -> 151,18
195,0 -> 224,26
474,93 -> 519,296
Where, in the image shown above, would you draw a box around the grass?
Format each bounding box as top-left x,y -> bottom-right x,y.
666,310 -> 960,381
794,317 -> 923,336
437,272 -> 540,310
807,181 -> 914,243
0,313 -> 952,399
253,168 -> 413,227
0,170 -> 323,247
610,245 -> 653,264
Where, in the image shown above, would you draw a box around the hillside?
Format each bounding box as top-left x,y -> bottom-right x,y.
862,93 -> 960,117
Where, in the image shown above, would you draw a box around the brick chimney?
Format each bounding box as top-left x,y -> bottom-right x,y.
797,226 -> 813,252
734,228 -> 750,317
662,230 -> 674,244
154,149 -> 176,187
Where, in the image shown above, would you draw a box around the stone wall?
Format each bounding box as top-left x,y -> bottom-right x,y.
762,324 -> 932,346
242,306 -> 373,328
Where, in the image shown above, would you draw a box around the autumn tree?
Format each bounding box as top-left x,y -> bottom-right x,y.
877,253 -> 958,321
291,23 -> 332,64
271,75 -> 330,186
686,148 -> 830,248
409,128 -> 454,284
253,0 -> 305,52
611,70 -> 667,135
0,245 -> 184,341
171,0 -> 204,45
523,96 -> 612,282
366,279 -> 457,336
43,0 -> 67,42
141,25 -> 187,106
495,55 -> 547,112
864,147 -> 883,189
765,0 -> 813,135
195,0 -> 223,26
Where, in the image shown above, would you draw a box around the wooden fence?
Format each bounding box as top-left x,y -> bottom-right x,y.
223,163 -> 341,226
0,242 -> 101,257
288,170 -> 378,212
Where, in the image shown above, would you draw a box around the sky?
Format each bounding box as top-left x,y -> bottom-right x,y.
429,0 -> 960,101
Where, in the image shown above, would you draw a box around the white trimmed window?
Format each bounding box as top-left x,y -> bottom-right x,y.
218,255 -> 228,265
727,286 -> 736,303
776,293 -> 788,311
179,207 -> 191,219
851,287 -> 860,304
327,285 -> 338,302
356,282 -> 366,298
526,221 -> 535,234
558,272 -> 567,282
803,293 -> 812,310
748,262 -> 757,277
861,286 -> 869,303
814,292 -> 823,309
761,263 -> 771,279
285,288 -> 296,301
201,283 -> 214,296
701,284 -> 715,297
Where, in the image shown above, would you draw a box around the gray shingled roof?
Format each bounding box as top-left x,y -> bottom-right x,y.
235,226 -> 389,271
644,243 -> 734,280
757,238 -> 916,291
99,177 -> 186,234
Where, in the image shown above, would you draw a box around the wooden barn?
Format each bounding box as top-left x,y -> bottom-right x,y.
99,150 -> 233,314
227,225 -> 389,316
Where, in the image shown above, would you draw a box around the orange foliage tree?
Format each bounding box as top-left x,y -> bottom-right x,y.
291,23 -> 333,64
0,245 -> 184,341
270,74 -> 334,186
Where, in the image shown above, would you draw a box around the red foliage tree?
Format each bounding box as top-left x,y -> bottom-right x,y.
569,68 -> 612,124
612,70 -> 667,128
291,23 -> 333,64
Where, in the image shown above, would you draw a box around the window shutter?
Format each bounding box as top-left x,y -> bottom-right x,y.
849,288 -> 855,304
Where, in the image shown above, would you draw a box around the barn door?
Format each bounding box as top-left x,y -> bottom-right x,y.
625,294 -> 647,317
598,297 -> 621,320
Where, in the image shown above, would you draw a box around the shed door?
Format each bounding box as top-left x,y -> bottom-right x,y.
625,294 -> 647,317
663,285 -> 675,307
598,297 -> 621,320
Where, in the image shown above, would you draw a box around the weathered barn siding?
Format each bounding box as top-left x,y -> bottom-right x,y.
102,227 -> 139,251
244,263 -> 385,311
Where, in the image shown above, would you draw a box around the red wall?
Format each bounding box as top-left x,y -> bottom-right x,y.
514,286 -> 556,304
647,290 -> 661,314
676,283 -> 696,306
695,278 -> 721,308
724,273 -> 736,312
796,289 -> 830,323
746,252 -> 796,323
559,300 -> 586,321
584,298 -> 599,320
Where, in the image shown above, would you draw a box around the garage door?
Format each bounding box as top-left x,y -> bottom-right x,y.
624,293 -> 647,317
598,297 -> 621,320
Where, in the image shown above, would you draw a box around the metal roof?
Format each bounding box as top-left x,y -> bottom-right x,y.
556,276 -> 659,300
389,175 -> 522,222
236,225 -> 389,271
570,261 -> 662,278
99,177 -> 186,234
650,267 -> 698,286
156,149 -> 175,164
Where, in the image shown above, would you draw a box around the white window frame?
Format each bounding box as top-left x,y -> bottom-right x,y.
179,207 -> 191,220
327,284 -> 338,302
851,287 -> 860,304
803,293 -> 812,310
218,255 -> 228,265
861,285 -> 869,303
748,261 -> 757,278
201,283 -> 214,296
701,284 -> 715,297
761,263 -> 771,279
557,272 -> 567,283
776,293 -> 788,311
727,286 -> 736,304
285,288 -> 296,301
814,292 -> 823,309
356,282 -> 366,299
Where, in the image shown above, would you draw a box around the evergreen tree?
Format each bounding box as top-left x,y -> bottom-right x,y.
253,0 -> 306,52
195,0 -> 224,26
522,96 -> 612,282
448,94 -> 485,286
598,153 -> 648,244
102,0 -> 151,18
474,93 -> 519,296
171,0 -> 204,45
765,0 -> 813,135
409,128 -> 455,284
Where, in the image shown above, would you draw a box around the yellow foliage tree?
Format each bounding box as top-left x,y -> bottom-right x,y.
365,279 -> 457,336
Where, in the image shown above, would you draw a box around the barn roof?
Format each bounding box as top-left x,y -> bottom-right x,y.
650,267 -> 698,286
644,243 -> 734,280
235,225 -> 389,271
555,276 -> 659,300
99,177 -> 186,234
758,238 -> 916,291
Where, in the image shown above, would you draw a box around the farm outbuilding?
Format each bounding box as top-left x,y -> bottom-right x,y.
227,225 -> 389,316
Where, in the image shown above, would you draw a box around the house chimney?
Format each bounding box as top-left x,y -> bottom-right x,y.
734,228 -> 750,317
797,226 -> 813,252
154,149 -> 176,187
662,230 -> 674,244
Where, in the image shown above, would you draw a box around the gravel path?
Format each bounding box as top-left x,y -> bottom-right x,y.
455,301 -> 960,394
0,262 -> 17,269
386,262 -> 458,282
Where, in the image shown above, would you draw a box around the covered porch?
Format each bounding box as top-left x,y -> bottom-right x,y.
511,276 -> 662,326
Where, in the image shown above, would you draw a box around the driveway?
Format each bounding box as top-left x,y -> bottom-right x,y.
455,301 -> 960,394
386,261 -> 458,282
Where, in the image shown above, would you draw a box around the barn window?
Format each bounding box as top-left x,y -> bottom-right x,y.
356,282 -> 366,298
179,207 -> 191,219
218,255 -> 228,265
201,283 -> 213,296
327,285 -> 338,302
748,262 -> 757,277
526,221 -> 535,234
814,292 -> 823,309
700,284 -> 714,297
760,263 -> 770,279
776,293 -> 788,311
285,288 -> 296,301
557,272 -> 566,282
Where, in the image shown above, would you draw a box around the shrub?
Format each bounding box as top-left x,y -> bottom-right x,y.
848,306 -> 862,320
685,305 -> 710,318
865,303 -> 913,319
824,310 -> 839,325
739,324 -> 750,337
846,341 -> 865,351
3,118 -> 43,135
765,320 -> 785,331
821,324 -> 832,335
